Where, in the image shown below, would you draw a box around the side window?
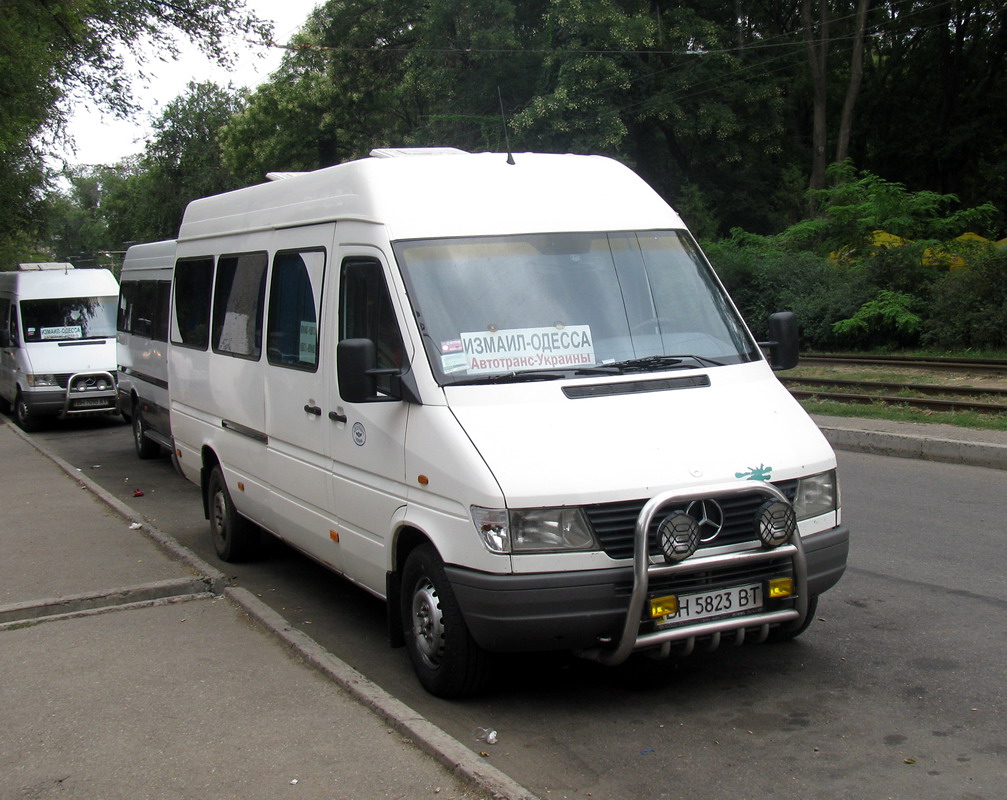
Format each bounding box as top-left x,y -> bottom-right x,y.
133,281 -> 157,338
212,252 -> 267,359
0,299 -> 9,344
117,282 -> 136,333
172,257 -> 214,349
267,250 -> 325,371
9,304 -> 19,345
339,258 -> 407,394
153,281 -> 172,343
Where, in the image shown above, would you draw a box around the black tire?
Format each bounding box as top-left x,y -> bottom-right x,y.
767,594 -> 819,642
13,390 -> 42,432
400,543 -> 490,698
207,465 -> 259,562
132,402 -> 161,459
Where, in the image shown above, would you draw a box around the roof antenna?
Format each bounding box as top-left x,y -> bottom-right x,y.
497,87 -> 515,165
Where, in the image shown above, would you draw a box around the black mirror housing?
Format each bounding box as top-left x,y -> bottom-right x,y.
759,311 -> 799,371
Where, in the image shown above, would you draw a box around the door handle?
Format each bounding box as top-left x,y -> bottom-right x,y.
303,404 -> 322,416
328,411 -> 347,423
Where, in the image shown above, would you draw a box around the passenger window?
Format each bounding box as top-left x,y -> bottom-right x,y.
153,281 -> 172,343
172,257 -> 214,350
340,258 -> 406,394
0,300 -> 10,346
267,250 -> 325,371
134,281 -> 157,339
117,282 -> 137,334
212,252 -> 267,359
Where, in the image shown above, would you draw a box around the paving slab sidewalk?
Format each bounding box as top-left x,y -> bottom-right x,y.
0,421 -> 532,800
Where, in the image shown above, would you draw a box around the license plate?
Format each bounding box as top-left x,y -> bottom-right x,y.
73,397 -> 112,408
659,583 -> 763,627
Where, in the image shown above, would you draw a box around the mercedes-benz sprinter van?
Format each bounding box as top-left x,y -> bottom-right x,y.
1,264 -> 119,431
117,240 -> 175,458
168,149 -> 849,697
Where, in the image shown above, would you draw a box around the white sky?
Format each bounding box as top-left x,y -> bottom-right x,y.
62,0 -> 321,167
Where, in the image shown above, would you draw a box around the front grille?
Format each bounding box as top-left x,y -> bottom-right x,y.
642,555 -> 793,598
55,373 -> 73,389
584,480 -> 798,561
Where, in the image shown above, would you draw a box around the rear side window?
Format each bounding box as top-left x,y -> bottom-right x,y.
212,252 -> 267,359
267,250 -> 325,371
119,280 -> 172,342
172,257 -> 214,349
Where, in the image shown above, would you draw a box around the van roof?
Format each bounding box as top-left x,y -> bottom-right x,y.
0,268 -> 119,299
178,150 -> 684,243
121,240 -> 176,275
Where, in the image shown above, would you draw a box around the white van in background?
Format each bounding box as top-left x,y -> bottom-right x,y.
0,264 -> 120,431
116,240 -> 175,458
168,148 -> 849,697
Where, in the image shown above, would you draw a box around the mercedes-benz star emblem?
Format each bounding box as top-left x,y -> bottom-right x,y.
685,499 -> 725,543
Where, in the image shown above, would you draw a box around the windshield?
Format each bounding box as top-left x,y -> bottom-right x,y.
20,296 -> 118,342
394,231 -> 758,385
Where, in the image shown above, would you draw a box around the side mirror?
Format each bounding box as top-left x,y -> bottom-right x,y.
337,338 -> 386,403
337,338 -> 420,404
758,311 -> 799,371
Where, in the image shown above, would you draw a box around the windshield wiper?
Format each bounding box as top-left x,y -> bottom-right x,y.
604,354 -> 726,373
449,369 -> 568,386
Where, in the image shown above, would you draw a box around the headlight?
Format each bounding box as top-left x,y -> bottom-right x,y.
792,470 -> 838,521
471,506 -> 597,554
26,374 -> 58,387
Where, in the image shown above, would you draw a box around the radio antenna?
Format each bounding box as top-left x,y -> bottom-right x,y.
497,87 -> 515,165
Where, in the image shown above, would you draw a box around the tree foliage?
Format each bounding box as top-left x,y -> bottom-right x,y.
0,0 -> 269,261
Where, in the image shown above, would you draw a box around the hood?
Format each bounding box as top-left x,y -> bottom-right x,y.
22,339 -> 117,375
446,362 -> 834,507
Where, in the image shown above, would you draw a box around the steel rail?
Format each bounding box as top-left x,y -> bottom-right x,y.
800,354 -> 1007,375
780,376 -> 1007,400
786,388 -> 1007,414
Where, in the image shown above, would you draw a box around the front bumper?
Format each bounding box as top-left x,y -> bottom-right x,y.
447,523 -> 849,655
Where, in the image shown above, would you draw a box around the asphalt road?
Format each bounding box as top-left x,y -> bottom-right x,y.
28,415 -> 1007,800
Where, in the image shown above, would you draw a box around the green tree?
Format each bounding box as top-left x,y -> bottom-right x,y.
0,0 -> 270,256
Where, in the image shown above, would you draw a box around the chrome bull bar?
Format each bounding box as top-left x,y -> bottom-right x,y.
61,370 -> 119,416
579,481 -> 809,666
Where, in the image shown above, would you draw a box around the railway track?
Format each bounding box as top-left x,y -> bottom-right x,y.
782,354 -> 1007,414
800,353 -> 1007,375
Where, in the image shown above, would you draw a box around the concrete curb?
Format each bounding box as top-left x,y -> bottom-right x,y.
0,577 -> 212,624
226,586 -> 539,800
5,420 -> 540,800
817,423 -> 1007,470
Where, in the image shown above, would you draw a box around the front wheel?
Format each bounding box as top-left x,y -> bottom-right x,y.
207,465 -> 259,562
132,403 -> 161,459
767,594 -> 819,642
400,544 -> 490,698
13,391 -> 42,432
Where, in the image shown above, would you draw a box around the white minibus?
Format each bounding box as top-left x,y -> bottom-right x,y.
0,264 -> 119,431
168,148 -> 849,697
116,240 -> 175,458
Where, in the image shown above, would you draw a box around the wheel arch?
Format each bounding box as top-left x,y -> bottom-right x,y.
386,524 -> 433,648
199,445 -> 221,520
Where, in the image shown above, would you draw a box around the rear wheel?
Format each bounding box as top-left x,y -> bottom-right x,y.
132,402 -> 161,459
13,391 -> 41,432
207,465 -> 259,562
400,544 -> 489,698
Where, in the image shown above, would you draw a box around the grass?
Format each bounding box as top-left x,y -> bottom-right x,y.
796,397 -> 1007,431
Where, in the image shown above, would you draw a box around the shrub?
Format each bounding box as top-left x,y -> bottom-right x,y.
923,249 -> 1007,349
